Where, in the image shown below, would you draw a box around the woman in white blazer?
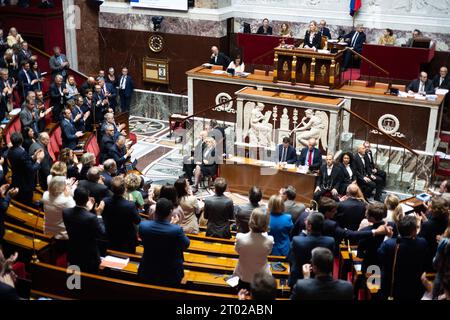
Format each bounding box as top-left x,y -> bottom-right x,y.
234,208 -> 274,289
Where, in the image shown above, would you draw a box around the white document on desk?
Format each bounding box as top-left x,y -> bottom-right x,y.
211,70 -> 227,75
297,166 -> 308,174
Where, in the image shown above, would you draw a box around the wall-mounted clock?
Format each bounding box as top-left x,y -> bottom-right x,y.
148,34 -> 164,53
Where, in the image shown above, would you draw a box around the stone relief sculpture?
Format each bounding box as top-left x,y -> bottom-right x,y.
280,108 -> 290,130
242,101 -> 274,147
292,109 -> 329,149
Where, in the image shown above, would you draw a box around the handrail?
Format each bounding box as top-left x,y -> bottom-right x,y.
178,97 -> 237,127
28,43 -> 89,80
251,49 -> 275,65
345,47 -> 390,76
341,106 -> 418,156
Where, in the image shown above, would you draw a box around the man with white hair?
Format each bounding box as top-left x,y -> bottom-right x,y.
50,74 -> 69,122
29,132 -> 53,190
209,46 -> 230,69
298,137 -> 322,171
341,24 -> 366,71
432,66 -> 450,90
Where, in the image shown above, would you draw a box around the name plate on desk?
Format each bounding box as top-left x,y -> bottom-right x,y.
142,57 -> 169,84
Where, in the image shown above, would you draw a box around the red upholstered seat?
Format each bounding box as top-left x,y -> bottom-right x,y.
85,135 -> 100,164
5,116 -> 22,144
47,140 -> 57,162
434,155 -> 450,179
49,135 -> 60,160
53,126 -> 62,148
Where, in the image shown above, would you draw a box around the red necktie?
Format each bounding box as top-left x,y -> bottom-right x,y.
308,149 -> 313,166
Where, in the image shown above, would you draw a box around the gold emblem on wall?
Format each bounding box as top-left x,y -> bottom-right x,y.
282,61 -> 289,74
302,63 -> 307,75
148,34 -> 164,53
320,65 -> 327,77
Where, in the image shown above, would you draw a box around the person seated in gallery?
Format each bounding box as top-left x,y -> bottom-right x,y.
341,24 -> 366,72
302,20 -> 322,50
433,66 -> 450,90
337,152 -> 356,195
405,29 -> 422,47
406,71 -> 435,95
279,23 -> 293,38
226,55 -> 245,73
256,18 -> 273,35
298,137 -> 322,171
364,140 -> 386,200
353,145 -> 377,201
192,137 -> 217,193
318,20 -> 332,39
277,136 -> 297,165
209,46 -> 230,69
378,28 -> 396,45
313,154 -> 342,202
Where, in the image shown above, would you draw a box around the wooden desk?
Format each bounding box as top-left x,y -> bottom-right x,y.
274,46 -> 344,89
220,157 -> 316,203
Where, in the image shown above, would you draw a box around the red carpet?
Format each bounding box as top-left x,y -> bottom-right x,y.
342,68 -> 361,82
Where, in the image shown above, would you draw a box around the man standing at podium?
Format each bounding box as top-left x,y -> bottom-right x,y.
342,24 -> 366,72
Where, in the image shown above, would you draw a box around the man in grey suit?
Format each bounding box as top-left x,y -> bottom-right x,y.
291,247 -> 353,300
235,186 -> 265,233
204,177 -> 234,239
29,132 -> 52,191
19,97 -> 35,135
49,46 -> 70,81
281,186 -> 306,224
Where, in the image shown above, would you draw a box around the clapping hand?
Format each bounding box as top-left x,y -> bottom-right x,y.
302,263 -> 312,279
75,131 -> 84,138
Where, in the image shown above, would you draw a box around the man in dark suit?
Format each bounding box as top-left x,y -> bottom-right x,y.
204,177 -> 234,239
378,215 -> 428,300
28,132 -> 52,191
298,137 -> 322,171
72,95 -> 88,132
288,212 -> 335,287
49,74 -> 69,122
17,60 -> 33,100
98,77 -> 117,110
342,24 -> 366,71
93,84 -> 110,125
358,202 -> 396,273
63,187 -> 106,274
278,136 -> 297,164
118,67 -> 134,112
256,18 -> 273,35
101,159 -> 117,190
7,132 -> 44,206
363,141 -> 385,201
209,46 -> 230,69
235,186 -> 264,233
432,66 -> 450,90
313,154 -> 342,202
281,186 -> 306,224
335,184 -> 367,231
61,108 -> 83,150
290,247 -> 353,300
106,135 -> 133,174
102,176 -> 141,253
17,41 -> 32,66
319,20 -> 332,39
100,124 -> 116,163
138,198 -> 190,287
80,77 -> 96,97
77,167 -> 113,205
353,145 -> 377,200
49,46 -> 69,81
0,68 -> 15,121
406,71 -> 435,94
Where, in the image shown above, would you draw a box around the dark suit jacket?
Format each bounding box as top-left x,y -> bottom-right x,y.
352,153 -> 371,184
18,68 -> 33,97
303,31 -> 322,49
101,171 -> 114,189
117,75 -> 134,97
7,146 -> 40,193
102,195 -> 141,253
106,144 -> 129,173
71,105 -> 85,132
235,202 -> 261,234
138,220 -> 190,287
0,282 -> 19,301
344,31 -> 366,53
278,144 -> 297,164
0,195 -> 11,242
77,180 -> 113,205
100,134 -> 115,163
256,26 -> 273,35
28,141 -> 52,190
63,206 -> 105,273
288,232 -> 335,287
335,198 -> 367,231
320,27 -> 332,39
291,275 -> 353,300
80,81 -> 94,97
298,147 -> 322,170
432,75 -> 450,90
29,69 -> 43,91
103,82 -> 117,108
209,52 -> 230,69
61,118 -> 78,150
204,194 -> 234,239
337,162 -> 356,194
406,79 -> 435,94
378,237 -> 428,300
418,216 -> 448,268
316,164 -> 342,191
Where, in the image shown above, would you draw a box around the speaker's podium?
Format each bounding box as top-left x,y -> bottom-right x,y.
273,45 -> 344,89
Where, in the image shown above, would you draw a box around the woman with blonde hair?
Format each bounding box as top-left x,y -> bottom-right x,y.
42,176 -> 75,240
384,194 -> 404,224
267,195 -> 293,256
174,178 -> 200,234
125,173 -> 145,210
234,208 -> 274,290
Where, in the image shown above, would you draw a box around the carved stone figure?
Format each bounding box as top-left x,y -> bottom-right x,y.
293,109 -> 329,149
243,101 -> 273,147
280,107 -> 290,130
